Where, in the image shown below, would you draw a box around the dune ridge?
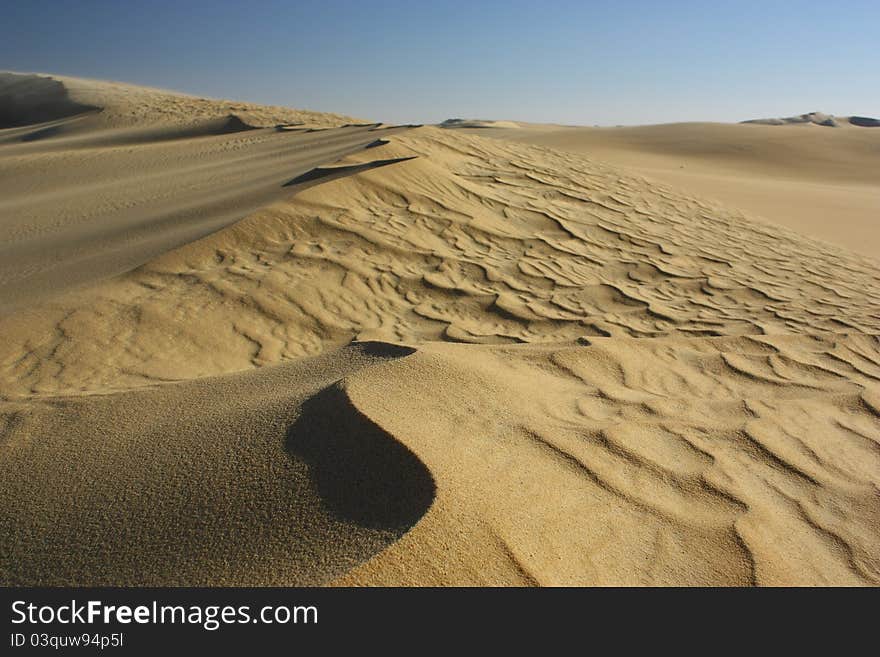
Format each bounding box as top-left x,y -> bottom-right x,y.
48,72 -> 359,129
0,73 -> 412,309
446,120 -> 880,258
3,127 -> 878,397
0,73 -> 99,128
1,76 -> 879,586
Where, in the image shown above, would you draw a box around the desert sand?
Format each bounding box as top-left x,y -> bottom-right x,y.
449,119 -> 880,258
1,73 -> 879,586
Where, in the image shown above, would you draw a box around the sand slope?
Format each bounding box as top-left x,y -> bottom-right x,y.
1,76 -> 879,586
448,120 -> 880,258
0,73 -> 410,309
339,335 -> 880,586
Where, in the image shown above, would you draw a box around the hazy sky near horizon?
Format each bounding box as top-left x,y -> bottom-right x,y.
3,0 -> 877,125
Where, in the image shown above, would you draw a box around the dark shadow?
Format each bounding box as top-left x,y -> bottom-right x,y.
373,123 -> 423,130
850,116 -> 880,127
7,110 -> 256,146
274,122 -> 306,132
439,119 -> 506,129
92,114 -> 257,146
285,383 -> 435,529
20,124 -> 65,142
283,156 -> 417,188
214,114 -> 256,134
117,114 -> 257,143
0,73 -> 100,128
349,340 -> 417,358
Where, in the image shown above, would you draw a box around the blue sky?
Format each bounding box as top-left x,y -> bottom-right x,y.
3,0 -> 877,125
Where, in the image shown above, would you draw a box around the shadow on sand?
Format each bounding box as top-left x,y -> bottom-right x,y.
283,156 -> 416,189
285,382 -> 434,530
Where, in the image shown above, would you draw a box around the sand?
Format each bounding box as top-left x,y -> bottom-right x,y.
1,74 -> 879,586
448,120 -> 880,258
0,73 -> 404,310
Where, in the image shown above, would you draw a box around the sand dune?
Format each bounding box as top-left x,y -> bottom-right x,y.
1,75 -> 879,586
441,118 -> 522,129
0,73 -> 408,310
447,120 -> 880,258
0,73 -> 99,127
743,111 -> 880,128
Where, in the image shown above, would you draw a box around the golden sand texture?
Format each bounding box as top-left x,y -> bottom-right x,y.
1,75 -> 878,585
448,120 -> 880,258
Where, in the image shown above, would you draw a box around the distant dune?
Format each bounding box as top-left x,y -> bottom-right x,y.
440,118 -> 522,129
447,119 -> 880,257
743,111 -> 880,128
1,75 -> 879,586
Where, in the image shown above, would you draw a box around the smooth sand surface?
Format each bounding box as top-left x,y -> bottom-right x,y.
450,121 -> 880,258
1,74 -> 879,586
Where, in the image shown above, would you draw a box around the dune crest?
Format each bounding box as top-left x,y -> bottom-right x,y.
0,73 -> 99,128
0,73 -> 411,309
3,127 -> 878,397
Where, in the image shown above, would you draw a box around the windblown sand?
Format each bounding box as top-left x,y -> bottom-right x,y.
451,120 -> 880,258
1,74 -> 879,586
